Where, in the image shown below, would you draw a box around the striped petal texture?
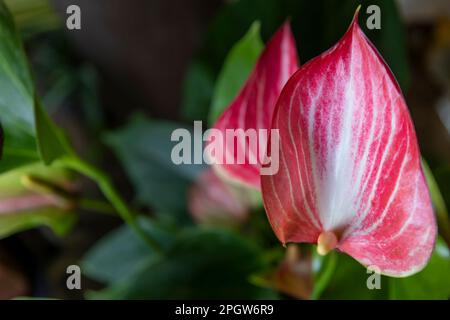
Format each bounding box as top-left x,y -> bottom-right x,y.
261,17 -> 436,277
208,22 -> 299,189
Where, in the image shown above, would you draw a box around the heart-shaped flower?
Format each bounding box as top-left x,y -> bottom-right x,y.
261,13 -> 436,276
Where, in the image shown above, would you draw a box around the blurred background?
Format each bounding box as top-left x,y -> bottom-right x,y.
0,0 -> 449,299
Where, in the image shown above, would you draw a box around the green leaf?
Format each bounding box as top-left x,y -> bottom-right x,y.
389,238 -> 450,300
0,162 -> 76,238
180,61 -> 214,123
200,0 -> 284,73
105,115 -> 205,222
314,239 -> 450,299
0,0 -> 37,170
4,0 -> 61,36
87,228 -> 276,299
422,160 -> 450,245
208,21 -> 263,125
0,1 -> 70,172
82,217 -> 173,285
34,97 -> 72,164
0,206 -> 75,237
434,166 -> 450,208
316,252 -> 389,299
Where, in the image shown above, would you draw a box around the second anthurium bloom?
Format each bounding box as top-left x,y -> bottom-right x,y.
261,13 -> 436,277
188,168 -> 250,225
207,22 -> 299,189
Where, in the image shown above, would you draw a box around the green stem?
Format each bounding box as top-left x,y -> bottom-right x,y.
310,250 -> 338,300
58,155 -> 163,254
78,198 -> 116,216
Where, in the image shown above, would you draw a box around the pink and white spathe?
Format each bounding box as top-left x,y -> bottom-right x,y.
207,22 -> 299,189
261,15 -> 436,277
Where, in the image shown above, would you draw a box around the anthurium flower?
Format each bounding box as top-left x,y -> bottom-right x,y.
207,22 -> 299,189
261,14 -> 436,277
188,168 -> 250,225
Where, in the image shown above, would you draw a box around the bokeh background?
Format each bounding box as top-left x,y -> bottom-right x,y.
0,0 -> 449,299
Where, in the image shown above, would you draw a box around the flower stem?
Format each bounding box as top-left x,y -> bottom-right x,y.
58,155 -> 163,254
78,198 -> 116,216
311,250 -> 337,299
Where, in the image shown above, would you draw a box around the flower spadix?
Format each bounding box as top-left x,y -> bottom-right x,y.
207,22 -> 299,189
261,15 -> 436,276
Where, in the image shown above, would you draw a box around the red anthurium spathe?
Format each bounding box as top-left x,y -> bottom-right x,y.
261,15 -> 436,277
207,22 -> 299,189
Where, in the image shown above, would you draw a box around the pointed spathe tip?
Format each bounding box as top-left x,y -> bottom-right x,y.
353,5 -> 362,20
345,5 -> 363,36
353,5 -> 362,23
277,19 -> 293,39
283,17 -> 292,26
351,5 -> 361,26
